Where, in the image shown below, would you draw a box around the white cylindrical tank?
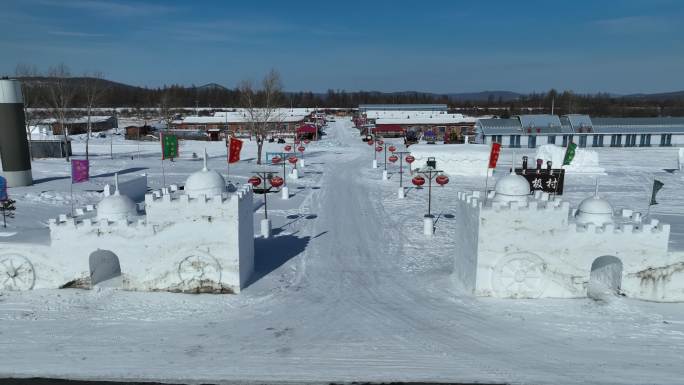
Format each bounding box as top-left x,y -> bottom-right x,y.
0,78 -> 32,187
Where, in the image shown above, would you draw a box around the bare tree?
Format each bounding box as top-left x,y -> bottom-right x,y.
46,63 -> 75,161
82,71 -> 108,160
239,69 -> 284,164
15,64 -> 41,160
158,88 -> 177,136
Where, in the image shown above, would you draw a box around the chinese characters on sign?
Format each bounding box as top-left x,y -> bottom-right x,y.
514,168 -> 565,195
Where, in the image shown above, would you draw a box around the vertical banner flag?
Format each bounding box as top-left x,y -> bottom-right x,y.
161,133 -> 178,160
0,176 -> 7,201
228,137 -> 243,164
650,179 -> 664,205
488,142 -> 501,169
563,142 -> 577,165
71,159 -> 90,183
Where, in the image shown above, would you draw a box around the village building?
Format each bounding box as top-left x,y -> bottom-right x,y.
477,114 -> 684,148
45,116 -> 118,135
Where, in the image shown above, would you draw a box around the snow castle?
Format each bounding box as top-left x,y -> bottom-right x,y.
454,173 -> 684,302
0,156 -> 255,294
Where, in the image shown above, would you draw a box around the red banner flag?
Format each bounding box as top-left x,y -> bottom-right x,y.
488,142 -> 501,169
228,137 -> 243,164
71,159 -> 90,183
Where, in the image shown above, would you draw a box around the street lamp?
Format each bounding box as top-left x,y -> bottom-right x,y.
412,158 -> 449,236
249,169 -> 282,238
391,150 -> 411,199
271,155 -> 290,200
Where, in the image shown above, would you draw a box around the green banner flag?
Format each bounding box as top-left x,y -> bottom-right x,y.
650,179 -> 664,205
563,142 -> 577,166
162,134 -> 178,160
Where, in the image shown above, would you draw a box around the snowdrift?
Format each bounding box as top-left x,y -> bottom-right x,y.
535,144 -> 605,174
408,144 -> 490,176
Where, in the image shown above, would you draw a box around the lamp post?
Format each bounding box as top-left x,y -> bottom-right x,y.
392,150 -> 411,198
271,155 -> 290,200
412,159 -> 449,236
249,169 -> 281,238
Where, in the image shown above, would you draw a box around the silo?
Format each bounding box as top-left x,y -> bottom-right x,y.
0,78 -> 32,187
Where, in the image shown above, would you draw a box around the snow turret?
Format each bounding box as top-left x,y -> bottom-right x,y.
184,149 -> 226,198
575,191 -> 613,226
492,171 -> 530,204
97,174 -> 138,221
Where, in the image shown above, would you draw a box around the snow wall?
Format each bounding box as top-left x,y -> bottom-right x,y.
535,144 -> 605,174
408,144 -> 490,176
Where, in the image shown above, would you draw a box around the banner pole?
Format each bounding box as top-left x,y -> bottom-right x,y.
646,176 -> 655,219
70,178 -> 74,217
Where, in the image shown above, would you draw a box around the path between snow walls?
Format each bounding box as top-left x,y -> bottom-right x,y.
1,119 -> 684,385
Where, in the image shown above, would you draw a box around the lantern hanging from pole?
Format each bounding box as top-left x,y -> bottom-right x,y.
435,174 -> 449,186
294,139 -> 300,144
405,155 -> 415,164
284,145 -> 292,152
377,140 -> 384,145
388,145 -> 397,152
367,140 -> 374,146
269,176 -> 284,188
412,175 -> 425,186
375,146 -> 383,152
298,146 -> 306,153
304,139 -> 311,144
271,156 -> 282,164
388,154 -> 398,163
288,156 -> 298,164
248,176 -> 262,187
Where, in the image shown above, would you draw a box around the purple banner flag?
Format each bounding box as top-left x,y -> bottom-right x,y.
71,160 -> 90,184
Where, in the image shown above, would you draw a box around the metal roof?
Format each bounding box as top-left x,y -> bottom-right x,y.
359,104 -> 448,112
590,117 -> 684,134
517,114 -> 562,129
563,114 -> 593,129
478,117 -> 572,135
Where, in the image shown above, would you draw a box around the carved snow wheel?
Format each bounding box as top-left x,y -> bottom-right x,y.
492,252 -> 548,298
177,254 -> 222,287
0,254 -> 36,291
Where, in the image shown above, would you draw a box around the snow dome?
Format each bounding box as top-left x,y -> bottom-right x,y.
97,175 -> 138,221
184,150 -> 226,198
575,195 -> 613,225
492,172 -> 530,204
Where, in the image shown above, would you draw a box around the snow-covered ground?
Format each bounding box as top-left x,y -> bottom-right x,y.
1,118 -> 684,384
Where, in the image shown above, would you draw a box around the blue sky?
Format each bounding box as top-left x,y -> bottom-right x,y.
1,0 -> 683,94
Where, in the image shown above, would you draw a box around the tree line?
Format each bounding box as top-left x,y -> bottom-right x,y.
13,64 -> 684,118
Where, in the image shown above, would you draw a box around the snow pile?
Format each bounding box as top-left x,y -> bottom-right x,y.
408,144 -> 490,176
535,144 -> 605,174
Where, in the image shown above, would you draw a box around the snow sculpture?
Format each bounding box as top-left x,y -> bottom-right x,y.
454,177 -> 683,301
0,159 -> 254,294
535,144 -> 605,174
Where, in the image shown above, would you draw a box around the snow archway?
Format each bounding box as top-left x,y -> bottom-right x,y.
89,249 -> 122,287
588,255 -> 623,300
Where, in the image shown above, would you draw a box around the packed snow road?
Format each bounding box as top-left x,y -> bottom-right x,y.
1,119 -> 684,384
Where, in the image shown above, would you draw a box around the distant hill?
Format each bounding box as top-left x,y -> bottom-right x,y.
621,90 -> 684,101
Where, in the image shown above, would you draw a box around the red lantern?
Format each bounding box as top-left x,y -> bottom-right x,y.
248,176 -> 262,187
388,154 -> 398,163
388,145 -> 396,152
375,146 -> 383,152
269,176 -> 284,188
284,144 -> 292,152
294,139 -> 300,144
304,139 -> 311,144
412,175 -> 425,186
271,156 -> 282,164
288,156 -> 298,164
377,140 -> 384,145
298,146 -> 305,153
436,174 -> 449,186
405,155 -> 415,164
367,140 -> 374,146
